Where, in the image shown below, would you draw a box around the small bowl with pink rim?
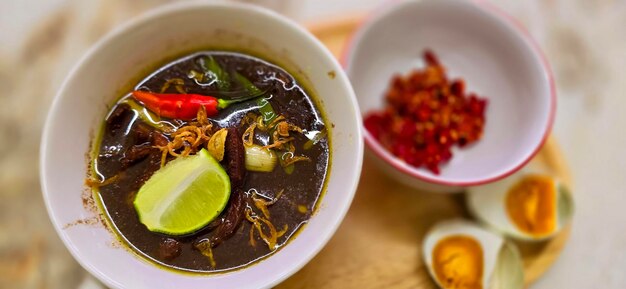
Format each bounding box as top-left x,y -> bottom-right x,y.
344,0 -> 555,192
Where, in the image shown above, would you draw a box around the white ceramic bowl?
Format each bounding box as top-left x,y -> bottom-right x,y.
40,2 -> 363,289
344,0 -> 555,192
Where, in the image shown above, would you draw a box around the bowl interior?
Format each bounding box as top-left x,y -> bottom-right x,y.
41,2 -> 362,289
346,0 -> 552,185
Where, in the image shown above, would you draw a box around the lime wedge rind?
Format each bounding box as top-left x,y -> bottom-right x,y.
134,149 -> 231,236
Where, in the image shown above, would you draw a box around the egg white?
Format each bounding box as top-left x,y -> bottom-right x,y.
466,168 -> 571,241
422,220 -> 503,289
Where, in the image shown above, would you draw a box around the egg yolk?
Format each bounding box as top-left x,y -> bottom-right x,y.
505,174 -> 557,237
432,235 -> 483,289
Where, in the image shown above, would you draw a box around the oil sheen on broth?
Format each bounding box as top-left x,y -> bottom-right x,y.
91,52 -> 329,272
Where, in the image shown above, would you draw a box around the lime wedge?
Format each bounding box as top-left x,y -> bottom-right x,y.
134,149 -> 231,235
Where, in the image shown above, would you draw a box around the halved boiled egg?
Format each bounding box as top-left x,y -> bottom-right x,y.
466,169 -> 574,241
423,220 -> 524,289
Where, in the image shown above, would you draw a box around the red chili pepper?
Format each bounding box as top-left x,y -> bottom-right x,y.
363,50 -> 488,175
132,91 -> 231,120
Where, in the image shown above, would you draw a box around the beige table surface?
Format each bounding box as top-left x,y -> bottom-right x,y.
1,0 -> 625,288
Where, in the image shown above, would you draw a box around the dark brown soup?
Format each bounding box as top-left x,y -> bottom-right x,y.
90,51 -> 329,272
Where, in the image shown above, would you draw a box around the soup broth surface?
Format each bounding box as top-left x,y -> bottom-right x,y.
92,51 -> 329,272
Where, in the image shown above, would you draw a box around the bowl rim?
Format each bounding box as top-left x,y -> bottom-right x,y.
341,0 -> 556,187
39,1 -> 363,288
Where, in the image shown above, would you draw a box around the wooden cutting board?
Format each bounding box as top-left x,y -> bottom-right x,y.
276,16 -> 572,289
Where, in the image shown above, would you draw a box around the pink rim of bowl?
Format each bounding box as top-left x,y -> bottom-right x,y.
341,0 -> 556,187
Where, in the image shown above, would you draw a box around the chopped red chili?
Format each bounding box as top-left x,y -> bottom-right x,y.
364,50 -> 487,175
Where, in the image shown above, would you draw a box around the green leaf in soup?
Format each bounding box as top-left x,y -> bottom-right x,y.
256,97 -> 277,124
233,72 -> 277,124
199,56 -> 231,91
233,72 -> 262,95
